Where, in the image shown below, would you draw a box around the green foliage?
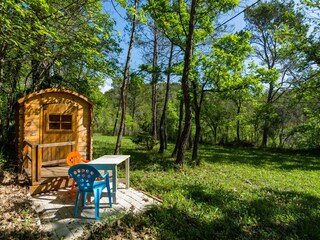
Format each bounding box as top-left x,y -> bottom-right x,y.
166,101 -> 180,140
201,94 -> 238,144
1,0 -> 120,94
255,67 -> 280,86
245,0 -> 307,72
131,121 -> 157,150
0,150 -> 6,169
294,109 -> 320,149
299,0 -> 320,66
145,0 -> 240,50
200,31 -> 254,92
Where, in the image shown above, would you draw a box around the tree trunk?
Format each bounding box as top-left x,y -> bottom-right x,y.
175,0 -> 197,166
192,83 -> 204,165
159,42 -> 173,153
261,83 -> 274,147
225,125 -> 229,144
213,125 -> 217,144
172,98 -> 183,157
131,93 -> 137,120
112,98 -> 121,136
261,123 -> 268,147
0,43 -> 6,85
187,128 -> 192,150
279,126 -> 284,148
236,101 -> 241,143
114,0 -> 138,154
151,26 -> 158,140
0,44 -> 6,142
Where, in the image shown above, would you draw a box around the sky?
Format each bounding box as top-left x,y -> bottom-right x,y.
100,0 -> 255,92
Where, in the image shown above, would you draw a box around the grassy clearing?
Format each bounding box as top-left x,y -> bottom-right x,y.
93,134 -> 320,239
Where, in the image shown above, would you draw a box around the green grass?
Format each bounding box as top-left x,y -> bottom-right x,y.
92,134 -> 320,239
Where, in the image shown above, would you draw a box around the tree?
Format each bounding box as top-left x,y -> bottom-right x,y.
244,0 -> 308,147
147,0 -> 240,165
128,72 -> 145,122
281,0 -> 319,149
190,32 -> 253,164
299,0 -> 319,65
159,42 -> 174,153
151,25 -> 159,140
115,0 -> 140,154
228,80 -> 260,144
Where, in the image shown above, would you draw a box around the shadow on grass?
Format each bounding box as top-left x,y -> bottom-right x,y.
201,145 -> 320,171
90,174 -> 320,239
139,186 -> 320,240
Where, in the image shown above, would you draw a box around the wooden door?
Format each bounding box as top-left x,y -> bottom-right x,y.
42,103 -> 77,165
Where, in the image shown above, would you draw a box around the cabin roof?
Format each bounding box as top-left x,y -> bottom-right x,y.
17,88 -> 94,105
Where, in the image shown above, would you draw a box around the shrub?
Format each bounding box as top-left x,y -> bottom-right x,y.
131,121 -> 157,150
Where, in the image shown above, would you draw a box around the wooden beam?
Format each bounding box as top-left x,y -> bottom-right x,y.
41,159 -> 67,166
37,141 -> 75,148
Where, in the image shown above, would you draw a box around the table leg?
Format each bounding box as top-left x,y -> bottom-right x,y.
125,158 -> 130,189
112,165 -> 117,203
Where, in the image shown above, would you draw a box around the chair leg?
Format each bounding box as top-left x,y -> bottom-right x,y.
70,180 -> 75,197
106,177 -> 112,208
82,192 -> 87,207
74,191 -> 81,218
94,189 -> 100,220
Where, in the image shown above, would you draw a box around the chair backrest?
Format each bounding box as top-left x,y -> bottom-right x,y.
68,164 -> 103,191
66,151 -> 83,166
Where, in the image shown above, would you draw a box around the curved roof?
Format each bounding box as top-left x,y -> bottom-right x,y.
17,88 -> 94,105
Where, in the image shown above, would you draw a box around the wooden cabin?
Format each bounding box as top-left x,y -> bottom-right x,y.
16,88 -> 94,195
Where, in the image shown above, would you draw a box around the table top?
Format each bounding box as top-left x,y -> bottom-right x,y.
89,155 -> 130,165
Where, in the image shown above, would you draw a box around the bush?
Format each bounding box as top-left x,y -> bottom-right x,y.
131,121 -> 157,150
0,150 -> 6,167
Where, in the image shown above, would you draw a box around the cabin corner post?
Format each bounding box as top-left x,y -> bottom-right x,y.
89,104 -> 93,160
22,142 -> 29,172
31,145 -> 37,184
37,146 -> 42,182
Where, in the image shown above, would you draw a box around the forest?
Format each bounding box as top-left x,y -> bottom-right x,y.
0,0 -> 319,165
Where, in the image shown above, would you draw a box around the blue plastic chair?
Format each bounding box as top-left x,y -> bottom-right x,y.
68,164 -> 112,220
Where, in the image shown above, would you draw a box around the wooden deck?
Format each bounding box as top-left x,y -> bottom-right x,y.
28,165 -> 73,195
41,166 -> 69,177
31,184 -> 160,239
22,140 -> 81,195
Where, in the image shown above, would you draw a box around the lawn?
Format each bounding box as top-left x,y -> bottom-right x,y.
92,134 -> 320,239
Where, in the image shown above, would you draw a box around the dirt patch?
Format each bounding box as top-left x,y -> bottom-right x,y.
0,168 -> 48,239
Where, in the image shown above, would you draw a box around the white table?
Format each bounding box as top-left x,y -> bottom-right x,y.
88,155 -> 130,203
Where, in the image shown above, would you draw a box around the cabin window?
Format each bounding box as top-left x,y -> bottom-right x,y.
48,114 -> 72,131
